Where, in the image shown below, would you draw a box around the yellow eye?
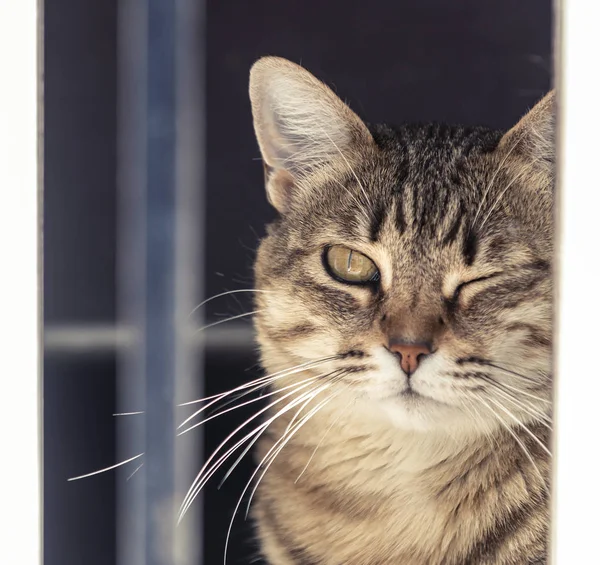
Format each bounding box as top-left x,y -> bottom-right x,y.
325,245 -> 379,284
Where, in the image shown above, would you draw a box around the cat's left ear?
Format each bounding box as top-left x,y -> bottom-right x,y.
249,56 -> 375,213
499,90 -> 555,178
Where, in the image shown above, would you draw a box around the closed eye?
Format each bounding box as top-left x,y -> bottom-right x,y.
451,272 -> 503,302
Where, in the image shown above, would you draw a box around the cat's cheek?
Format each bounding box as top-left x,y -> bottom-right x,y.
409,356 -> 477,409
292,334 -> 340,360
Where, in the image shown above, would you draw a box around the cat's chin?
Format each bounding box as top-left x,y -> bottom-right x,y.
354,347 -> 481,434
376,392 -> 475,435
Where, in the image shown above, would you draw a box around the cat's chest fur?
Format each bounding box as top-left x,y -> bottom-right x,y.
253,410 -> 549,565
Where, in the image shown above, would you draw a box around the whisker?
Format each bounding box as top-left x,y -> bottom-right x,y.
295,395 -> 353,483
188,289 -> 275,318
221,390 -> 337,565
485,377 -> 552,405
186,413 -> 284,511
201,385 -> 328,499
281,385 -> 325,437
178,384 -> 331,522
216,428 -> 267,491
490,362 -> 549,385
472,371 -> 551,413
486,396 -> 551,457
496,392 -> 551,428
178,377 -> 336,520
206,366 -> 323,418
472,131 -> 526,229
178,355 -> 339,408
126,462 -> 144,482
177,356 -> 338,429
317,123 -> 373,213
245,389 -> 339,518
193,310 -> 260,334
462,358 -> 546,387
482,379 -> 552,427
473,396 -> 548,493
68,452 -> 144,482
280,369 -> 347,437
113,411 -> 144,417
216,371 -> 345,491
177,375 -> 320,436
459,397 -> 499,452
204,386 -> 261,417
479,159 -> 541,231
183,421 -> 270,512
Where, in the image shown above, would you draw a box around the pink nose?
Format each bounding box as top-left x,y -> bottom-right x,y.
388,342 -> 432,375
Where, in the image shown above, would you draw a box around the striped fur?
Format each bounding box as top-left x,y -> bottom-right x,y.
249,57 -> 554,565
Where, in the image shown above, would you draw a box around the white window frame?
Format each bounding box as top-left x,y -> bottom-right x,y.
0,1 -> 596,563
0,1 -> 42,564
553,0 -> 600,563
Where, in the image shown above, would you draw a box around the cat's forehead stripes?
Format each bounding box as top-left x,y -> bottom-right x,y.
360,124 -> 503,261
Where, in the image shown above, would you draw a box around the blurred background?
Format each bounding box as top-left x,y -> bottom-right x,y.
43,0 -> 552,563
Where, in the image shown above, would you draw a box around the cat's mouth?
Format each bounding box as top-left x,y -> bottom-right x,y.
398,383 -> 433,405
398,383 -> 447,407
400,387 -> 421,400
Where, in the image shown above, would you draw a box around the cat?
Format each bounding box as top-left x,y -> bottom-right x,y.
248,56 -> 553,564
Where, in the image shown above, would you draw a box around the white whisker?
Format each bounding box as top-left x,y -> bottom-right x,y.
178,378 -> 333,520
177,356 -> 337,429
178,356 -> 337,408
472,131 -> 526,229
178,383 -> 331,522
215,376 -> 342,492
246,388 -> 340,517
317,123 -> 373,211
194,310 -> 260,334
188,289 -> 275,318
68,452 -> 144,482
486,396 -> 551,457
113,411 -> 144,417
287,144 -> 370,221
479,159 -> 541,231
126,462 -> 144,481
460,397 -> 499,452
279,369 -> 344,438
177,375 -> 320,436
183,421 -> 271,512
295,396 -> 353,483
282,387 -> 323,437
488,377 -> 552,405
203,384 -> 263,416
475,397 -> 548,493
196,389 -> 314,498
221,390 -> 336,565
487,384 -> 551,427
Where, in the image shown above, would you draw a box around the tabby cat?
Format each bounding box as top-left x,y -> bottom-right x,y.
248,56 -> 553,564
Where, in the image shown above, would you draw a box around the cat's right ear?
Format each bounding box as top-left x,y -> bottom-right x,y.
249,56 -> 374,213
500,90 -> 555,179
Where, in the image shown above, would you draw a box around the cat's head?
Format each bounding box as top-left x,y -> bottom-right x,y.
249,56 -> 553,436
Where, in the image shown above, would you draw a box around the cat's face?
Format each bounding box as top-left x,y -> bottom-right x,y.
250,57 -> 553,436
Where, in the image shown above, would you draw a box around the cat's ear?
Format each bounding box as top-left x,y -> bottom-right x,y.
500,90 -> 555,178
249,56 -> 374,212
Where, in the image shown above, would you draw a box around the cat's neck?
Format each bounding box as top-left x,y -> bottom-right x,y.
256,393 -> 550,565
263,393 -> 492,494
